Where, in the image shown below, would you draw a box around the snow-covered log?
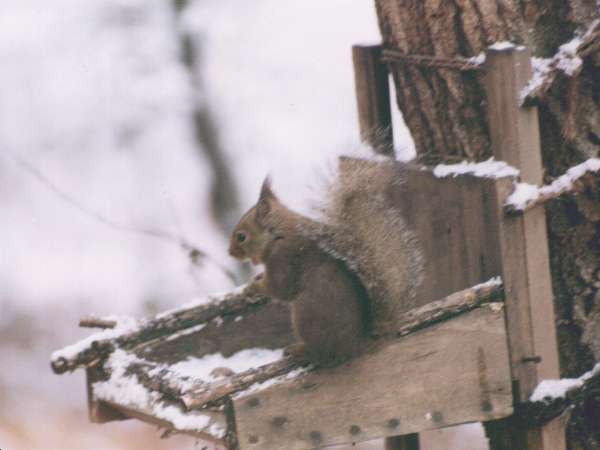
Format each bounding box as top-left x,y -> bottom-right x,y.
51,286 -> 271,374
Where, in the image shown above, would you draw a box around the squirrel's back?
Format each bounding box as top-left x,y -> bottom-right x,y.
315,156 -> 424,335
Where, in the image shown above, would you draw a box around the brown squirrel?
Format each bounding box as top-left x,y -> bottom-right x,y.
228,156 -> 424,365
229,177 -> 369,365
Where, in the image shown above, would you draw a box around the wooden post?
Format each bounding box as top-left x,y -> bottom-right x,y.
483,45 -> 565,450
352,45 -> 394,156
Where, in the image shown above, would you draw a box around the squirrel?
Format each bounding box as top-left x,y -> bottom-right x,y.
228,155 -> 424,365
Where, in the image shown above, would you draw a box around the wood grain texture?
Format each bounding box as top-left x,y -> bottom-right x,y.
52,290 -> 278,374
233,306 -> 512,450
485,47 -> 565,450
387,163 -> 503,309
352,45 -> 394,155
141,301 -> 293,365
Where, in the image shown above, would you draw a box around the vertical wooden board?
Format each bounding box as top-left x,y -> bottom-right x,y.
352,45 -> 394,155
233,306 -> 513,450
387,165 -> 503,308
485,47 -> 564,449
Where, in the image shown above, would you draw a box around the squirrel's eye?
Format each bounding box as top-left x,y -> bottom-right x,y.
236,232 -> 247,243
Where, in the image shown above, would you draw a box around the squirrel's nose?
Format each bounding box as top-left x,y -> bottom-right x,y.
228,243 -> 240,258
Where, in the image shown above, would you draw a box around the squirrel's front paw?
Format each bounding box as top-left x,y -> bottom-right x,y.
284,342 -> 306,359
243,273 -> 266,297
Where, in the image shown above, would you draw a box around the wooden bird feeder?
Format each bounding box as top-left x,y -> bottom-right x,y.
51,44 -> 565,450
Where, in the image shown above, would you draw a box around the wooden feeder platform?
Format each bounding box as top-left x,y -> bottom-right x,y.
51,45 -> 569,450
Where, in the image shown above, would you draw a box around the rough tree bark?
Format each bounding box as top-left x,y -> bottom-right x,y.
374,1 -> 600,448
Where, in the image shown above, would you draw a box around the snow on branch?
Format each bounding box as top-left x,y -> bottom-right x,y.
51,285 -> 270,374
522,20 -> 600,105
390,276 -> 504,338
432,158 -> 519,179
505,158 -> 600,213
93,349 -> 228,438
516,363 -> 600,426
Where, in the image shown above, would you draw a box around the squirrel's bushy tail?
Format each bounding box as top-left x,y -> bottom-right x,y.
315,156 -> 425,336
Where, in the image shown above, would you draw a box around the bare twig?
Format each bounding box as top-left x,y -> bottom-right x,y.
3,151 -> 238,284
79,316 -> 118,329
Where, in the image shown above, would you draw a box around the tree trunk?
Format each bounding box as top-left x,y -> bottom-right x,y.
374,0 -> 600,447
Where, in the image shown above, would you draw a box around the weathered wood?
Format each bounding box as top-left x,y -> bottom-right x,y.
127,282 -> 501,411
80,316 -> 118,329
182,356 -> 309,411
178,282 -> 503,409
51,290 -> 272,374
387,164 -> 504,310
352,45 -> 394,155
233,306 -> 512,450
392,278 -> 503,337
484,46 -> 565,450
99,399 -> 228,446
385,434 -> 420,450
141,301 -> 292,365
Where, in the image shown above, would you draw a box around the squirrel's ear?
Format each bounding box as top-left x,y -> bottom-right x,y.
257,176 -> 276,221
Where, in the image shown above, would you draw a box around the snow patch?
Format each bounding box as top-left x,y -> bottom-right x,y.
489,41 -> 515,51
530,363 -> 600,402
165,323 -> 207,342
521,22 -> 599,101
433,158 -> 519,179
505,182 -> 540,210
468,52 -> 486,65
168,348 -> 285,383
521,57 -> 552,101
554,36 -> 583,76
234,367 -> 310,399
474,276 -> 502,289
93,349 -> 226,437
506,158 -> 600,210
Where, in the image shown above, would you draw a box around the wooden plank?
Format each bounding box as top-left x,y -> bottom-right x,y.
386,164 -> 503,309
140,301 -> 293,365
352,45 -> 394,155
233,306 -> 512,450
100,400 -> 228,447
484,46 -> 565,450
